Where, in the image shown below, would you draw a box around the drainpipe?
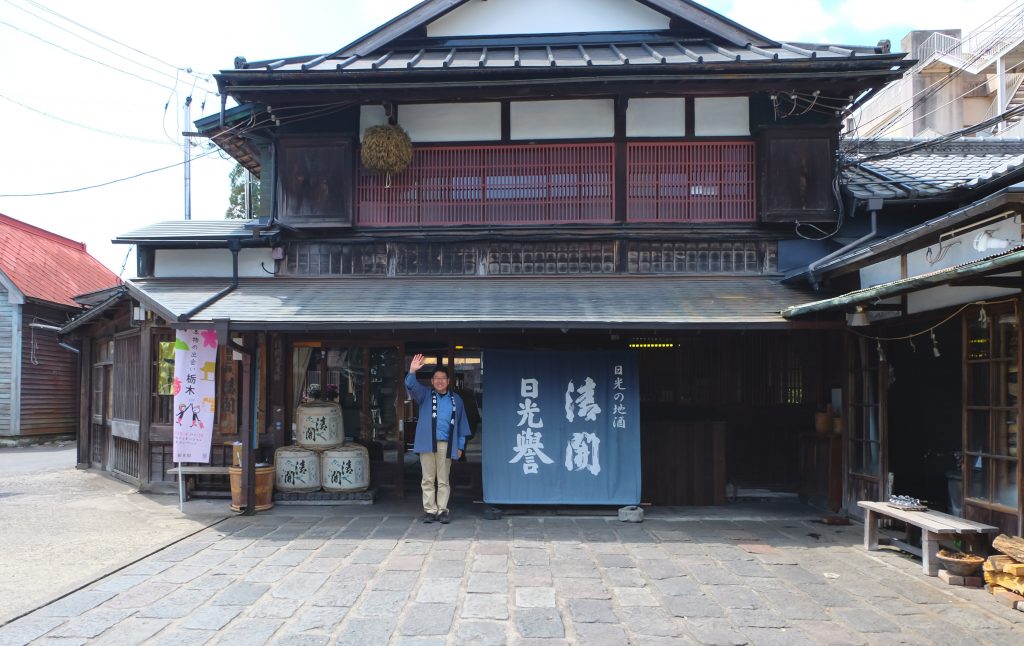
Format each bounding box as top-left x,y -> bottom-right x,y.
808,197 -> 883,290
179,239 -> 242,321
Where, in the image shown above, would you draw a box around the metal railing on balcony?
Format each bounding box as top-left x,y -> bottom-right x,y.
626,142 -> 756,223
357,143 -> 615,226
357,141 -> 757,226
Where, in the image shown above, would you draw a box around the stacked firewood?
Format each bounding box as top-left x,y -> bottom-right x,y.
984,534 -> 1024,610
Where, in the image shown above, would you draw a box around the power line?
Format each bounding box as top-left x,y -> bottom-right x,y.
0,116 -> 257,197
0,92 -> 174,145
0,148 -> 221,197
21,0 -> 216,86
1,0 -> 192,87
0,18 -> 177,92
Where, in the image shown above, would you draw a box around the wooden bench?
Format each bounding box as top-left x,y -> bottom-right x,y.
166,466 -> 231,477
858,500 -> 998,576
167,466 -> 232,500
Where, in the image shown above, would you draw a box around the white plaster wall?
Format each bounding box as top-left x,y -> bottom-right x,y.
627,98 -> 685,137
903,214 -> 1022,314
154,248 -> 275,278
908,283 -> 1020,315
361,103 -> 501,142
427,0 -> 671,37
859,256 -> 902,288
398,103 -> 501,142
906,214 -> 1021,278
511,100 -> 614,140
359,105 -> 388,141
694,97 -> 750,136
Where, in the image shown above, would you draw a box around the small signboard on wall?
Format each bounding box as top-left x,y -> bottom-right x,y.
482,349 -> 640,505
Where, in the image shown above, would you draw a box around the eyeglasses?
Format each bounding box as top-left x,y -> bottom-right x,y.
431,375 -> 449,381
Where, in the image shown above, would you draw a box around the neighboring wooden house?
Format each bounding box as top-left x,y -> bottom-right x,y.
785,138 -> 1024,535
0,213 -> 119,444
62,0 -> 913,505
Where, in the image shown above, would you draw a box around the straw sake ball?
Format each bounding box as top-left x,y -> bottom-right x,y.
361,124 -> 413,175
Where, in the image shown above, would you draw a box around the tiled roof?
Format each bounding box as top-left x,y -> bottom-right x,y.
842,138 -> 1024,200
0,214 -> 120,307
127,276 -> 818,329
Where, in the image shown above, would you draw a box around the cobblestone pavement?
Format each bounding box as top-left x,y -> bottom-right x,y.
2,500 -> 1022,645
0,447 -> 225,625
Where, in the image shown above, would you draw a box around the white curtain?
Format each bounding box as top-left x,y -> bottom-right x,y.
292,347 -> 313,412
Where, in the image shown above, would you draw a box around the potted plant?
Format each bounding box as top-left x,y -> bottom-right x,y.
306,384 -> 322,402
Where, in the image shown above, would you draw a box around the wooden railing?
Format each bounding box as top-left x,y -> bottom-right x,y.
357,143 -> 615,226
626,142 -> 756,223
356,141 -> 756,226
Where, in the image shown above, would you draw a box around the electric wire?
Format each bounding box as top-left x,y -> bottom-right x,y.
850,40 -> 1024,147
848,297 -> 1018,342
0,92 -> 174,145
1,0 -> 190,86
0,18 -> 177,92
19,0 -> 216,87
0,148 -> 219,197
0,115 -> 256,197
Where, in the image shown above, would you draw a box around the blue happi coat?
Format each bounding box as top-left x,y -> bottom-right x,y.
405,373 -> 472,458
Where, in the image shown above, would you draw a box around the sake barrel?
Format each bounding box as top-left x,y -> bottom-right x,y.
295,401 -> 344,449
274,446 -> 321,492
322,444 -> 371,493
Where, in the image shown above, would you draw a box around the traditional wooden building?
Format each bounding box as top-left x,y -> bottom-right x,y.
0,213 -> 119,444
62,0 -> 914,508
786,138 -> 1024,535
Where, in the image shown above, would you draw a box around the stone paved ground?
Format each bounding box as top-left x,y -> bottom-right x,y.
0,447 -> 225,625
2,501 -> 1023,645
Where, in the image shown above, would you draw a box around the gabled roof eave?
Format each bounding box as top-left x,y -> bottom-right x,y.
331,0 -> 777,60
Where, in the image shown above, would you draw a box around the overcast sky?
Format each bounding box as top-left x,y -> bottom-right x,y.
0,0 -> 1009,275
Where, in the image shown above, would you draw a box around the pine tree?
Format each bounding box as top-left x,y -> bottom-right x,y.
226,163 -> 260,219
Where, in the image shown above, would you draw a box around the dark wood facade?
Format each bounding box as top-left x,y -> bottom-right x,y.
67,0 -> 914,509
17,302 -> 80,438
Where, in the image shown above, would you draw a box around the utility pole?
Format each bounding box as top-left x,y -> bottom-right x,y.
184,96 -> 192,220
244,168 -> 252,218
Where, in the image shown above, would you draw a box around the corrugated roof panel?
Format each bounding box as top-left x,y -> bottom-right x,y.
0,214 -> 120,307
236,38 -> 903,76
128,276 -> 818,328
117,220 -> 257,240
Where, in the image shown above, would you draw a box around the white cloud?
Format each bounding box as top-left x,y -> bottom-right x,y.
835,0 -> 1014,34
717,0 -> 838,42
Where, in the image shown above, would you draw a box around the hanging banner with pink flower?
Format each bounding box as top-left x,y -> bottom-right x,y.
172,328 -> 218,463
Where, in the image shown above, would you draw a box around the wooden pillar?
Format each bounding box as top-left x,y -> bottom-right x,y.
614,95 -> 627,224
239,334 -> 256,514
137,327 -> 153,488
77,340 -> 92,468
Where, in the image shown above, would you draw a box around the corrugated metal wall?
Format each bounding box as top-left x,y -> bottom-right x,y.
20,303 -> 78,436
0,288 -> 13,435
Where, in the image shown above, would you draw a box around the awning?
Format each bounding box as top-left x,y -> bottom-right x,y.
124,275 -> 821,330
783,247 -> 1024,319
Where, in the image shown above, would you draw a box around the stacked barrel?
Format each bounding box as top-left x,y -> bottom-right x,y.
275,401 -> 371,494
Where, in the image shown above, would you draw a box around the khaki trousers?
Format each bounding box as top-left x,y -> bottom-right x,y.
420,441 -> 452,514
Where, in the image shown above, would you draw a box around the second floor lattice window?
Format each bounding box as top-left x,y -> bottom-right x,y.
356,142 -> 755,226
